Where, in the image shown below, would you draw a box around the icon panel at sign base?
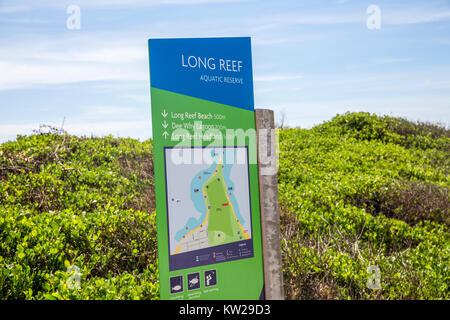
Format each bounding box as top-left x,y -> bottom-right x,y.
204,269 -> 217,287
187,272 -> 201,290
170,275 -> 183,294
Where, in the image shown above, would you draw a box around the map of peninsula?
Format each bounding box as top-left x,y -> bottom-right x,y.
166,148 -> 252,255
205,157 -> 250,247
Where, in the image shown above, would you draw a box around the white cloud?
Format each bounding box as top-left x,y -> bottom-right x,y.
275,95 -> 450,129
266,12 -> 363,25
0,5 -> 32,13
245,4 -> 450,28
0,60 -> 146,90
253,33 -> 330,46
76,106 -> 138,121
124,94 -> 151,103
85,0 -> 250,6
0,36 -> 148,90
0,120 -> 152,143
63,120 -> 149,136
0,123 -> 36,138
372,58 -> 412,64
254,74 -> 303,82
33,47 -> 145,64
384,9 -> 450,25
0,0 -> 250,10
0,17 -> 49,24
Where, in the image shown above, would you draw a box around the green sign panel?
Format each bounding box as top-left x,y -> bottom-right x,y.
148,37 -> 264,300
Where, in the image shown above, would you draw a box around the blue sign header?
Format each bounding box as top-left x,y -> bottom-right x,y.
148,37 -> 254,111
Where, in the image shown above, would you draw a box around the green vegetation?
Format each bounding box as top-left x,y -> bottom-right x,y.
0,113 -> 448,299
279,112 -> 449,299
0,126 -> 157,299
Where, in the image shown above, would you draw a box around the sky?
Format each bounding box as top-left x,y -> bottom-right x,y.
0,0 -> 449,142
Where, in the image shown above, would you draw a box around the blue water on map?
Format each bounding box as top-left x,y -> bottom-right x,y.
174,148 -> 247,243
174,152 -> 215,242
222,149 -> 246,227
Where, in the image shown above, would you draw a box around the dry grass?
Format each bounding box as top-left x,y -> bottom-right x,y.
387,117 -> 450,140
279,203 -> 428,300
348,181 -> 450,227
280,208 -> 341,300
117,151 -> 155,214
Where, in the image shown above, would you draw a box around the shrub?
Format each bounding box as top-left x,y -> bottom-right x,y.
1,112 -> 448,300
346,180 -> 449,227
279,113 -> 449,299
0,132 -> 158,300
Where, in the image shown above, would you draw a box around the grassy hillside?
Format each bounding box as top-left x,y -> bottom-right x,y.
279,112 -> 449,299
0,112 -> 448,300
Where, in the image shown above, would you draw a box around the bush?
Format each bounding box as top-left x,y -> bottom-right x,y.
0,131 -> 158,300
1,112 -> 448,300
346,180 -> 449,227
279,113 -> 449,299
319,111 -> 450,151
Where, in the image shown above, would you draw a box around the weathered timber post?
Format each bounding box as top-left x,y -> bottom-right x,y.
255,109 -> 284,300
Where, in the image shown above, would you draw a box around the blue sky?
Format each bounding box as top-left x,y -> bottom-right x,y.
0,0 -> 449,142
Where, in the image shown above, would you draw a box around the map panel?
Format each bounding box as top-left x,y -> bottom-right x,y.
164,146 -> 253,271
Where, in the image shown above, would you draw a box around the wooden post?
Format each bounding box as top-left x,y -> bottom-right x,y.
255,109 -> 284,300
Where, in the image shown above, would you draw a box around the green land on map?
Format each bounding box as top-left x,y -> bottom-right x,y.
204,158 -> 250,247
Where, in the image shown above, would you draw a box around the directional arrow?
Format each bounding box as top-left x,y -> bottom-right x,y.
161,109 -> 168,118
162,131 -> 169,139
162,120 -> 168,129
